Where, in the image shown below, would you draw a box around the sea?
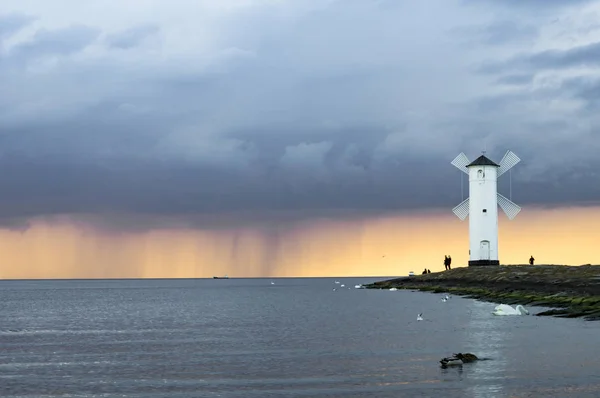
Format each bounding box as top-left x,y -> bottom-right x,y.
1,277 -> 599,398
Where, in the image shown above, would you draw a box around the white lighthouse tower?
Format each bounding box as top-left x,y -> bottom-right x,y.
450,151 -> 521,266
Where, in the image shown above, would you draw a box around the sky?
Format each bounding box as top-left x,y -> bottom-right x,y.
1,0 -> 600,278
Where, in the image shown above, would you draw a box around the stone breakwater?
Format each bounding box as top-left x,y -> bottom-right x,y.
365,264 -> 600,321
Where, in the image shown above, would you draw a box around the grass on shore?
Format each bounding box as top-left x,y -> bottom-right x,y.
365,264 -> 600,321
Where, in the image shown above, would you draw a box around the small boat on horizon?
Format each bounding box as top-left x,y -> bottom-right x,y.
213,275 -> 229,279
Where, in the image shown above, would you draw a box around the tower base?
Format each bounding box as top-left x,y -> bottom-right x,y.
468,260 -> 500,266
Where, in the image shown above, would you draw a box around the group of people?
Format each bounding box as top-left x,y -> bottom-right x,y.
444,255 -> 452,270
429,254 -> 536,270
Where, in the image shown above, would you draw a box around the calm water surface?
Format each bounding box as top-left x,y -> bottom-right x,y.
1,277 -> 600,397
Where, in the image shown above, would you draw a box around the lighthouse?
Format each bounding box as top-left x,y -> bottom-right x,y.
450,151 -> 521,266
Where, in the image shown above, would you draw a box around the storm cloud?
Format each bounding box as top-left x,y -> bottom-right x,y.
1,0 -> 600,228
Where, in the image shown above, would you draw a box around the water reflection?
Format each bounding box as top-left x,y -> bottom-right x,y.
462,300 -> 507,397
440,364 -> 464,378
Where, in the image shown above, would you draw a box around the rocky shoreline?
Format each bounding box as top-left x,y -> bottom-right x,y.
364,264 -> 600,321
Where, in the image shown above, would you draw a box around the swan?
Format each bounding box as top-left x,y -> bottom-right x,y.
492,304 -> 529,316
417,313 -> 423,321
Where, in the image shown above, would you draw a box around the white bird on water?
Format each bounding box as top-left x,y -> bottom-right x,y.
492,304 -> 529,316
417,313 -> 423,321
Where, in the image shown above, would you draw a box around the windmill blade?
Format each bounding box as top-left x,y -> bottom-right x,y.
497,150 -> 520,178
452,198 -> 469,220
451,153 -> 470,174
497,193 -> 521,220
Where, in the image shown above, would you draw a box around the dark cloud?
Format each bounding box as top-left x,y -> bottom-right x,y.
0,13 -> 35,39
453,20 -> 538,46
479,41 -> 600,74
0,0 -> 599,229
552,75 -> 600,116
105,24 -> 160,49
495,74 -> 534,86
461,0 -> 595,10
0,152 -> 459,220
6,24 -> 100,64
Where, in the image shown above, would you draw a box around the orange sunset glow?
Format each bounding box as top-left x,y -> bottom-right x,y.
0,205 -> 599,280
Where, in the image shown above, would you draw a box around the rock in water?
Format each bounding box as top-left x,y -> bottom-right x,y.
455,352 -> 478,363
